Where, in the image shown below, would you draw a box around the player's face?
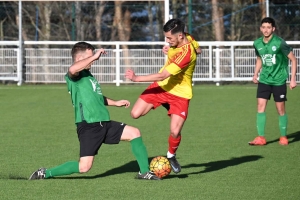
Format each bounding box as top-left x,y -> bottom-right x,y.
260,22 -> 275,38
164,31 -> 180,47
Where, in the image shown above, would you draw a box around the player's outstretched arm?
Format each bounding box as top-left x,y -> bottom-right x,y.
106,97 -> 130,108
125,69 -> 171,82
68,49 -> 106,78
288,51 -> 297,90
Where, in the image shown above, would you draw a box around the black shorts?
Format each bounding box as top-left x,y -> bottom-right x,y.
256,82 -> 287,102
76,120 -> 126,157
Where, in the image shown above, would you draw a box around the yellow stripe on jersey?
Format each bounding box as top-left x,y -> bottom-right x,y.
157,34 -> 198,99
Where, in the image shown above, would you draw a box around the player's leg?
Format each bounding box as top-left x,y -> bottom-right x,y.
249,83 -> 270,145
130,98 -> 154,119
131,82 -> 163,119
167,114 -> 185,173
106,121 -> 161,180
273,84 -> 288,145
257,98 -> 268,136
29,160 -> 83,180
29,122 -> 102,180
165,95 -> 188,173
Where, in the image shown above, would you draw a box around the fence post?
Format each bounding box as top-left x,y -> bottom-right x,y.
113,44 -> 121,86
213,46 -> 222,86
209,45 -> 212,79
231,45 -> 235,78
17,0 -> 23,86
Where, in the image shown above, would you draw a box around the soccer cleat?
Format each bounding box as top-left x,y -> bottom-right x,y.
28,168 -> 47,180
168,155 -> 181,173
279,136 -> 288,145
248,136 -> 267,146
136,171 -> 162,180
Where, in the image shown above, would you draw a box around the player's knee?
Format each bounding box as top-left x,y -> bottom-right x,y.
170,129 -> 180,138
79,163 -> 92,173
130,110 -> 141,119
130,127 -> 141,139
277,110 -> 285,116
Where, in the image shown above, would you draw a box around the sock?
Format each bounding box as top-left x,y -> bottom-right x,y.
130,137 -> 149,174
279,114 -> 288,136
167,135 -> 181,157
45,161 -> 79,178
256,112 -> 266,136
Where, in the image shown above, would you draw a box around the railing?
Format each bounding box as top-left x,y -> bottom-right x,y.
0,41 -> 300,86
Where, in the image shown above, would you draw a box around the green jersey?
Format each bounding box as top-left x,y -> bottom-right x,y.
253,34 -> 292,85
65,70 -> 110,124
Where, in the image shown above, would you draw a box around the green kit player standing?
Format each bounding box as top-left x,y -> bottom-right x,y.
29,42 -> 161,180
249,17 -> 297,146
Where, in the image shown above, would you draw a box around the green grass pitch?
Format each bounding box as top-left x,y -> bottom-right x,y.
0,84 -> 299,200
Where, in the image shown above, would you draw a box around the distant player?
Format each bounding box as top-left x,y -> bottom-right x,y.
249,17 -> 297,146
29,42 -> 161,180
125,19 -> 200,173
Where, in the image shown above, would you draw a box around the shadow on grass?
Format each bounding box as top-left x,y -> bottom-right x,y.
266,131 -> 300,145
2,174 -> 28,180
50,155 -> 263,180
169,155 -> 263,179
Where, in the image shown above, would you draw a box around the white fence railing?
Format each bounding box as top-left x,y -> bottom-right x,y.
1,41 -> 300,86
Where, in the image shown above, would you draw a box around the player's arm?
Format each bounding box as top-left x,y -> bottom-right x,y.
68,49 -> 105,78
103,96 -> 130,108
253,56 -> 262,84
125,69 -> 171,82
288,51 -> 297,89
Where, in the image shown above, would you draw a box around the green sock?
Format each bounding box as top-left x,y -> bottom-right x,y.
45,161 -> 79,178
257,112 -> 266,136
279,114 -> 288,136
130,137 -> 149,174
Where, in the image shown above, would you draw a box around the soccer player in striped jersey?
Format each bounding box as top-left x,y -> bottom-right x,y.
125,19 -> 200,173
249,17 -> 297,146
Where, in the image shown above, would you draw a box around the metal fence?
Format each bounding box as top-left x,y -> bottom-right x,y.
0,41 -> 300,86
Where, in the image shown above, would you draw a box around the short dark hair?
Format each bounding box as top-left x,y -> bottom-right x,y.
261,17 -> 276,28
163,19 -> 185,34
71,42 -> 95,61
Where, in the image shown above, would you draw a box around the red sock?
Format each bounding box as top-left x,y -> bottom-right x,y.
168,135 -> 181,154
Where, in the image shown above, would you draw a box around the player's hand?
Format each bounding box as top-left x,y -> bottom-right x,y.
94,48 -> 106,60
162,45 -> 170,55
252,75 -> 259,84
289,79 -> 297,90
125,69 -> 137,82
115,100 -> 130,108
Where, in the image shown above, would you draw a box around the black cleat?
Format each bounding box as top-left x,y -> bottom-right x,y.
168,155 -> 181,173
28,168 -> 46,180
136,171 -> 162,180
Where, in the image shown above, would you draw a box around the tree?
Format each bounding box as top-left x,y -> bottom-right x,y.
212,0 -> 224,41
229,0 -> 242,41
95,1 -> 106,42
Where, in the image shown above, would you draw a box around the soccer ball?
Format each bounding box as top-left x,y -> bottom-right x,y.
149,156 -> 172,178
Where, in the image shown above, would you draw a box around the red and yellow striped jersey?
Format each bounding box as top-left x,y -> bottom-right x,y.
157,34 -> 198,99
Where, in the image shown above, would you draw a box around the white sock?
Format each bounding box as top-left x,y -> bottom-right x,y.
167,151 -> 175,158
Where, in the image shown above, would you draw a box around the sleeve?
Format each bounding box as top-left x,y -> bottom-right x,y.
103,96 -> 108,106
280,40 -> 293,56
165,48 -> 192,75
253,43 -> 259,57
